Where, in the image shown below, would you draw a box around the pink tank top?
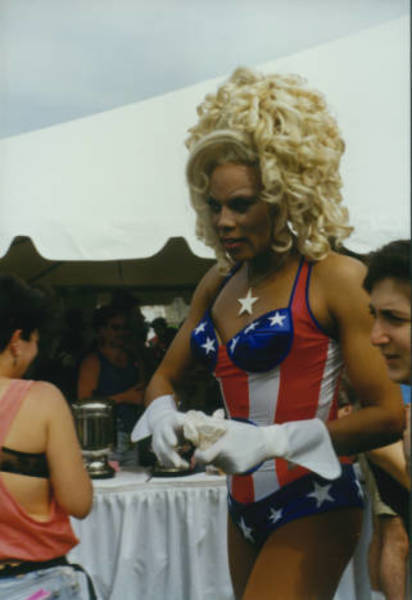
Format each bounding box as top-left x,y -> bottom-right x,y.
0,379 -> 79,561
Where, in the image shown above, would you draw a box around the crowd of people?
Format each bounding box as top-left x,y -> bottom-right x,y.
0,66 -> 409,600
25,292 -> 218,468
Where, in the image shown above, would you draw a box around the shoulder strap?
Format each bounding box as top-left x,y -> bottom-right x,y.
218,262 -> 242,293
207,262 -> 242,312
0,380 -> 34,446
288,257 -> 308,309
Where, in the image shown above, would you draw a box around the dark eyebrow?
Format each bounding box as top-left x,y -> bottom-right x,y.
369,304 -> 411,321
232,195 -> 256,201
381,309 -> 411,320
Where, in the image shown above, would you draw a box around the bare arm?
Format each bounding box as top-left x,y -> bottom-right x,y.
145,265 -> 225,406
35,382 -> 93,519
77,353 -> 100,400
367,440 -> 410,490
110,384 -> 145,405
319,254 -> 405,454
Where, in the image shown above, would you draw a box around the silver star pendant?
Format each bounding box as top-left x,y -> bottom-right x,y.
237,288 -> 259,316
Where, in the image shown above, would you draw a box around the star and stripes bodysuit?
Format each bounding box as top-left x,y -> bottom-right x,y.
191,258 -> 364,546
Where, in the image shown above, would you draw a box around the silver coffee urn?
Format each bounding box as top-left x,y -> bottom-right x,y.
72,398 -> 116,479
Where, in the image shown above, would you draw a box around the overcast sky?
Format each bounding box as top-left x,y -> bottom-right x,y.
0,0 -> 409,139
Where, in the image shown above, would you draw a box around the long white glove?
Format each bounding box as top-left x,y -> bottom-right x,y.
194,417 -> 342,480
130,395 -> 188,469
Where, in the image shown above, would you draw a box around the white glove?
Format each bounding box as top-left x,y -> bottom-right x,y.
194,418 -> 342,480
130,395 -> 188,469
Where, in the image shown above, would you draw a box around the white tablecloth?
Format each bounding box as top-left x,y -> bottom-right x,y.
69,467 -> 372,600
69,469 -> 234,600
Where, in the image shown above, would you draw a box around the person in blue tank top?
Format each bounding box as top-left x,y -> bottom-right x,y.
78,305 -> 146,466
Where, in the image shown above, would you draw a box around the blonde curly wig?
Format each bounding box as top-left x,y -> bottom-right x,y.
186,67 -> 352,272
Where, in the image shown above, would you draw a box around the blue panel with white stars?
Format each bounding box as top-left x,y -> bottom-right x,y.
227,464 -> 364,548
191,307 -> 293,373
190,312 -> 219,371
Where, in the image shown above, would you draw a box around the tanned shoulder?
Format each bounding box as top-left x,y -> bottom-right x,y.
314,251 -> 367,295
191,263 -> 227,309
29,380 -> 65,403
24,380 -> 68,419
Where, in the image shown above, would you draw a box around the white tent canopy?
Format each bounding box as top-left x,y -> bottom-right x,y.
0,17 -> 409,267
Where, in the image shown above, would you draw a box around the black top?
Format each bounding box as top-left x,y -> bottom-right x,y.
368,459 -> 409,532
0,446 -> 49,478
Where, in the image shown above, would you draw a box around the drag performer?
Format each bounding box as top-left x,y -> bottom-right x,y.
133,68 -> 404,599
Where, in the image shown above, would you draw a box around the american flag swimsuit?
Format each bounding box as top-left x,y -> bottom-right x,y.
191,258 -> 364,546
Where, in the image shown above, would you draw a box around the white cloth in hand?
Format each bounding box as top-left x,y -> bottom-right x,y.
194,419 -> 272,474
194,418 -> 341,480
182,410 -> 228,450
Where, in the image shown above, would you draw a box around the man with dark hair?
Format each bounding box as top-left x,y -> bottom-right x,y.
364,240 -> 409,291
365,239 -> 410,480
363,239 -> 410,600
364,240 -> 410,386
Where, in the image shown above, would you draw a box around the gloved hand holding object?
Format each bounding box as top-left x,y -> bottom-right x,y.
130,395 -> 188,469
190,414 -> 342,480
132,400 -> 341,480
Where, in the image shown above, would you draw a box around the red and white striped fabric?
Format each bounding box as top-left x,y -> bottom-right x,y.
214,261 -> 343,504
